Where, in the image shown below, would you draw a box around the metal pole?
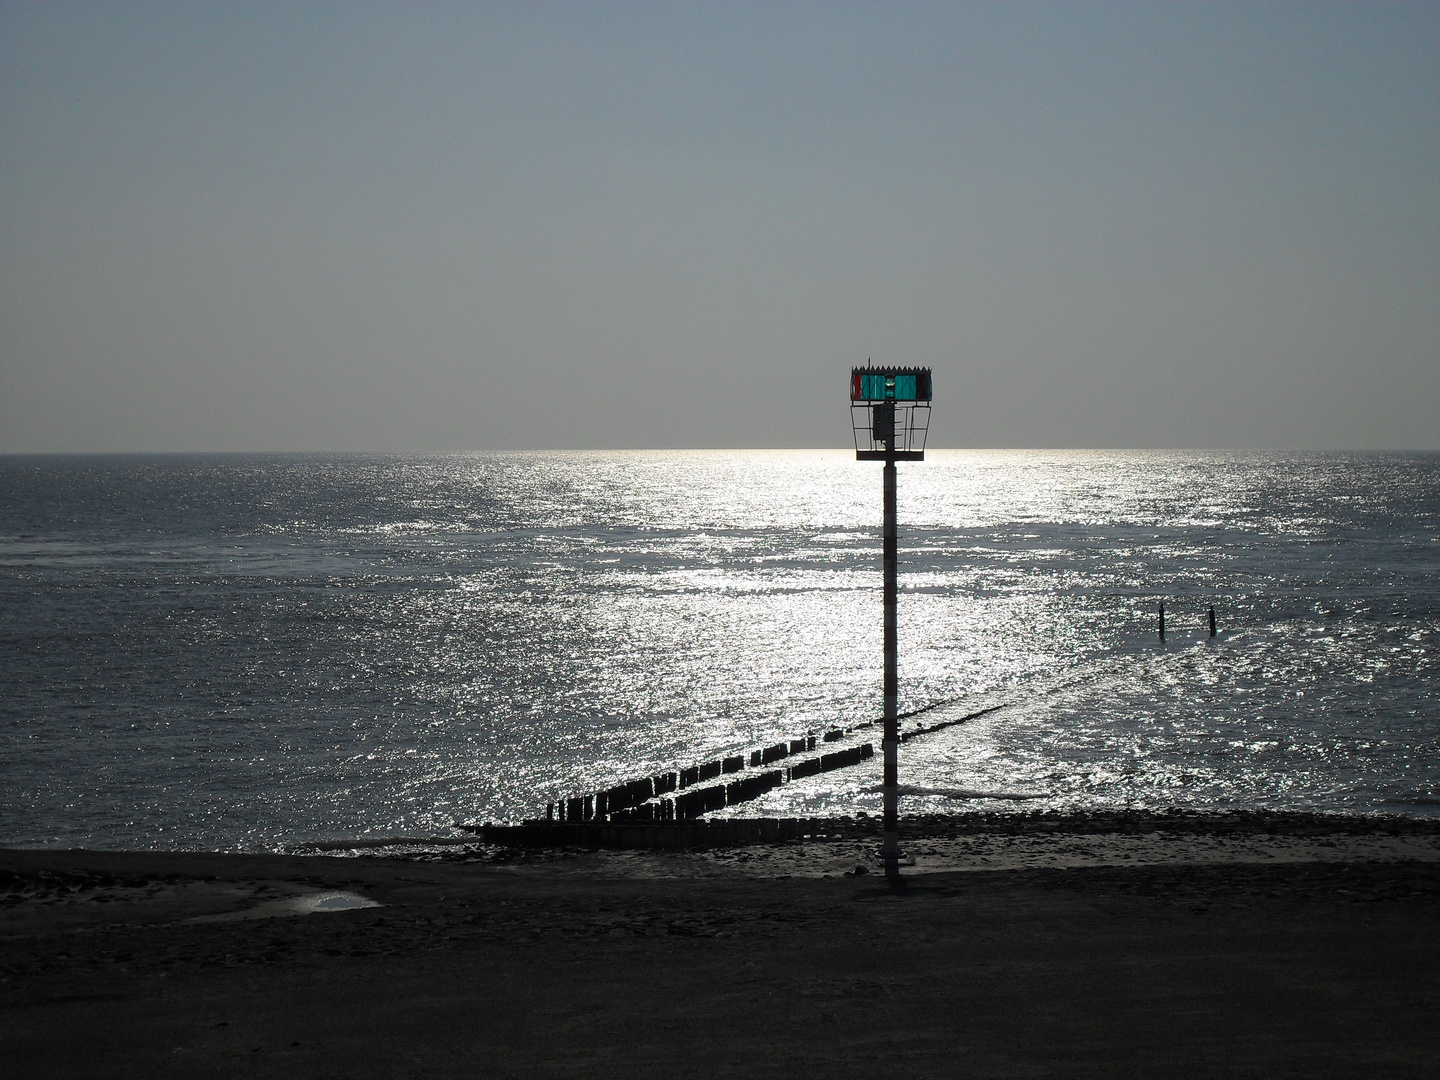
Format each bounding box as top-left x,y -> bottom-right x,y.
881,456 -> 901,876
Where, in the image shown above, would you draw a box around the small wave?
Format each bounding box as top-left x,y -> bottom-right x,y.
864,784 -> 1045,801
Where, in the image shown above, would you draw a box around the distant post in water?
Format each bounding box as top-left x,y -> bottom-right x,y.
850,364 -> 932,878
1159,603 -> 1166,643
1209,605 -> 1217,638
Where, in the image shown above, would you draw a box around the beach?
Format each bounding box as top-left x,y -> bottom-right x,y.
5,5 -> 1439,1075
5,812 -> 1439,1078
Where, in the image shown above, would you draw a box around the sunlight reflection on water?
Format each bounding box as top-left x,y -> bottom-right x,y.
0,450 -> 1436,848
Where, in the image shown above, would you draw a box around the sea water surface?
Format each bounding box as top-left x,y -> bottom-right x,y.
1,451 -> 1436,850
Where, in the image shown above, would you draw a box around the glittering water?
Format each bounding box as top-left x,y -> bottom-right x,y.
1,451 -> 1436,850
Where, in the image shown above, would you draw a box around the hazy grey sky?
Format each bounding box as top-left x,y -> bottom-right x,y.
1,3 -> 1436,451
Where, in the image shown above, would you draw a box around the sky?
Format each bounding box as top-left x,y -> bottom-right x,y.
1,2 -> 1436,452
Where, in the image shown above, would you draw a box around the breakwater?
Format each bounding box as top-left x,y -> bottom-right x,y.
548,738 -> 873,825
538,700 -> 1006,829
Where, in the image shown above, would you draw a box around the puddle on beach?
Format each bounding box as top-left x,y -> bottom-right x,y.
190,890 -> 380,923
292,891 -> 380,914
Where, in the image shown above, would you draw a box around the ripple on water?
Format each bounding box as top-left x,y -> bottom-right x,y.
1,451 -> 1436,845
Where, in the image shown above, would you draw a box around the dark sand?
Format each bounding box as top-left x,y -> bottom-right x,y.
4,813 -> 1440,1078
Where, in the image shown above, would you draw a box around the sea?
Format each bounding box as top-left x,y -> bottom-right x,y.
1,451 -> 1436,851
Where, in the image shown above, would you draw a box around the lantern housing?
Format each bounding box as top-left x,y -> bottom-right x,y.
850,365 -> 932,460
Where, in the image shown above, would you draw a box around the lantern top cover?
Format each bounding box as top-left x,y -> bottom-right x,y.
850,366 -> 932,403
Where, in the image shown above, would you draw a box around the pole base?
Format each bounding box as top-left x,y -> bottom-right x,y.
877,856 -> 915,879
875,851 -> 916,866
877,831 -> 913,877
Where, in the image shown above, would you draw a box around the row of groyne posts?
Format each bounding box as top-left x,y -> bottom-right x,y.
547,727 -> 874,826
465,701 -> 1011,850
1159,603 -> 1219,643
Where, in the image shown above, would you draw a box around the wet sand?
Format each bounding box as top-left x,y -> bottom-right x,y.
4,813 -> 1440,1078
